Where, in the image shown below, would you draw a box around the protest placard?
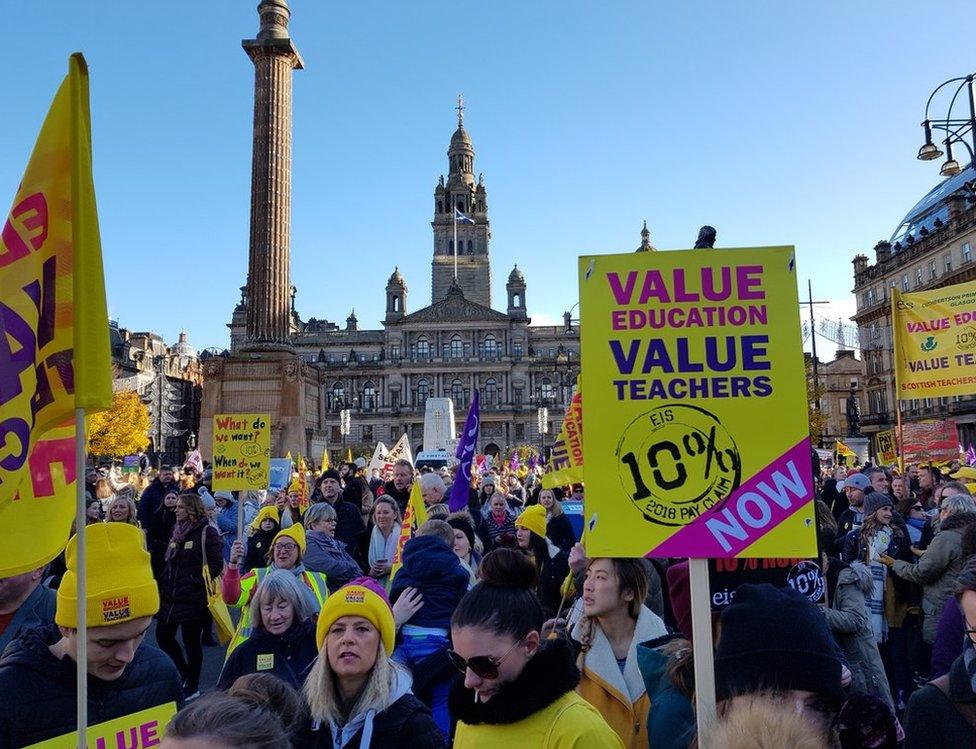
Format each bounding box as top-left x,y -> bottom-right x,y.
579,247 -> 816,558
211,414 -> 271,491
876,430 -> 897,465
708,557 -> 825,611
25,702 -> 176,748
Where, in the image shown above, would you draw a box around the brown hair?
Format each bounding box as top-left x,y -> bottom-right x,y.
177,492 -> 206,522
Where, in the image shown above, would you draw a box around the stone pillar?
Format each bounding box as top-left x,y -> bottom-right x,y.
242,1 -> 303,350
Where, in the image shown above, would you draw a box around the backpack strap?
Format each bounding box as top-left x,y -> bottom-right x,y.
931,674 -> 976,731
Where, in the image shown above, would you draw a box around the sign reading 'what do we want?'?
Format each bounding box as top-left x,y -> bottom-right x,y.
580,247 -> 816,558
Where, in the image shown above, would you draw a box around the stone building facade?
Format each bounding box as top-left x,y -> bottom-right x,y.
815,349 -> 866,445
850,164 -> 976,450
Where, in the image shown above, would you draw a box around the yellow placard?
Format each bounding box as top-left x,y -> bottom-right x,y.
212,413 -> 271,491
892,279 -> 976,400
26,702 -> 176,748
579,247 -> 816,558
541,378 -> 583,489
876,430 -> 897,465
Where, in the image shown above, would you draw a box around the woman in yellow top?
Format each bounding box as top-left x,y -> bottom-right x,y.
222,522 -> 329,655
447,548 -> 623,748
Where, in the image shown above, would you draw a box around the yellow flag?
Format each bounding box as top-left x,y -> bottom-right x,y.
346,448 -> 353,463
321,446 -> 330,471
835,440 -> 856,459
541,376 -> 583,489
0,54 -> 112,576
389,480 -> 428,582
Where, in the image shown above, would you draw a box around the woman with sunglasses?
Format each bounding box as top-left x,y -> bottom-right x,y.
896,494 -> 928,545
223,523 -> 329,657
296,578 -> 444,748
448,549 -> 623,747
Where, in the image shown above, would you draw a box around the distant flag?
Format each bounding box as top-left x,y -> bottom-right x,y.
450,389 -> 480,511
509,452 -> 520,472
321,446 -> 330,472
967,444 -> 976,467
528,454 -> 537,471
454,207 -> 475,225
346,448 -> 352,463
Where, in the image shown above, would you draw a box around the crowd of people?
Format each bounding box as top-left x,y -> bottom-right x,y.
0,451 -> 975,747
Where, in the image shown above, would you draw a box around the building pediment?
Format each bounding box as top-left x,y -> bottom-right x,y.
393,283 -> 510,325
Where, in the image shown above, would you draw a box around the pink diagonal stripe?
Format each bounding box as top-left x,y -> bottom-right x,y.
645,438 -> 813,558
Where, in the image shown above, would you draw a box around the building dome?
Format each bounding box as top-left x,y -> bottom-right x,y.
450,126 -> 472,148
890,163 -> 975,244
172,331 -> 196,358
387,267 -> 405,286
508,264 -> 525,284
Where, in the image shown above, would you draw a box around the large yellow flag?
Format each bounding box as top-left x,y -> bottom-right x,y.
389,481 -> 428,583
0,54 -> 112,576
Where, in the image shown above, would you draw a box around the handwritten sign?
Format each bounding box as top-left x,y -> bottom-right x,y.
212,413 -> 271,491
25,702 -> 176,748
579,247 -> 816,558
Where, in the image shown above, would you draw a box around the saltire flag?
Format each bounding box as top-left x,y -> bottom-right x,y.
389,481 -> 429,583
0,54 -> 112,577
454,208 -> 475,224
449,389 -> 479,511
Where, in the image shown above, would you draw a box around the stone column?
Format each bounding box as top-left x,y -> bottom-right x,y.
242,1 -> 303,350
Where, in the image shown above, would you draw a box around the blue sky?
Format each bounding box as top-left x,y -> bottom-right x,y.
1,1 -> 970,355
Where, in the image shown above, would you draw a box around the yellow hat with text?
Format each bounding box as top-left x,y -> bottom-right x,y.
316,577 -> 395,654
56,523 -> 159,628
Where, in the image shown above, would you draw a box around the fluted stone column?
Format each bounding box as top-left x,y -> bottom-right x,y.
242,0 -> 302,350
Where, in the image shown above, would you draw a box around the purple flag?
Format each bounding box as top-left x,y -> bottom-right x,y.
967,444 -> 976,467
449,389 -> 480,511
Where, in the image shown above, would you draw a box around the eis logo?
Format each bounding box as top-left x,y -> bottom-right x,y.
101,596 -> 131,623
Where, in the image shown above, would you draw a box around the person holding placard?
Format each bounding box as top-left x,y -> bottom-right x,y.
0,524 -> 183,747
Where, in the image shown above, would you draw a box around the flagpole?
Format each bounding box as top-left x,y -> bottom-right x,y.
453,210 -> 458,280
74,408 -> 87,749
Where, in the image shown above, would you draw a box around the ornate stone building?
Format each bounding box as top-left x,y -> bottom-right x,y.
850,164 -> 976,450
201,1 -> 581,461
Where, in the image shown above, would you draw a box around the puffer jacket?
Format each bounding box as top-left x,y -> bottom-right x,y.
450,635 -> 624,748
218,619 -> 318,690
823,562 -> 894,708
636,635 -> 696,749
157,519 -> 224,624
891,511 -> 976,643
389,535 -> 469,629
0,582 -> 55,655
571,606 -> 668,748
303,530 -> 363,592
0,623 -> 183,748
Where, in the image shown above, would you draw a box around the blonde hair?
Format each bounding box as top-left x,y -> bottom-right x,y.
539,489 -> 563,516
303,637 -> 403,726
107,495 -> 139,526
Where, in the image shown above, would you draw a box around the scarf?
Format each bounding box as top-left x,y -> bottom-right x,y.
368,523 -> 400,567
866,528 -> 891,643
327,663 -> 412,748
165,519 -> 197,562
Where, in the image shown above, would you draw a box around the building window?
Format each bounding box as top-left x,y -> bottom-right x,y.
391,427 -> 399,442
514,388 -> 523,405
964,242 -> 972,264
915,267 -> 923,287
515,423 -> 525,439
513,341 -> 523,360
866,288 -> 874,306
416,378 -> 429,406
391,344 -> 400,360
361,425 -> 374,443
330,425 -> 342,443
929,260 -> 937,279
390,390 -> 400,410
415,336 -> 430,360
449,335 -> 464,359
362,381 -> 377,412
451,378 -> 464,403
483,334 -> 499,359
945,253 -> 953,272
902,274 -> 909,292
330,382 -> 344,411
540,378 -> 554,402
485,378 -> 498,405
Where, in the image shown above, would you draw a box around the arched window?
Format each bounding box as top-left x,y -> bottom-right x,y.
467,240 -> 473,253
437,200 -> 443,214
457,200 -> 465,212
483,334 -> 498,360
449,335 -> 464,359
448,240 -> 454,254
330,381 -> 344,411
417,378 -> 430,406
485,377 -> 498,405
362,381 -> 377,412
393,297 -> 400,312
540,378 -> 554,402
513,293 -> 521,307
451,379 -> 464,403
416,336 -> 430,360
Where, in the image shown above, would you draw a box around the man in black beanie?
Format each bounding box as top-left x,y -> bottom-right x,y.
715,583 -> 845,735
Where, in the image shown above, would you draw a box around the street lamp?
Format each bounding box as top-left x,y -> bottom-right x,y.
916,74 -> 976,177
339,408 -> 351,458
537,405 -> 549,460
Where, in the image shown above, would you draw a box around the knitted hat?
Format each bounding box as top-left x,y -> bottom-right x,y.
316,577 -> 395,654
273,523 -> 306,554
862,491 -> 894,518
843,473 -> 871,492
480,475 -> 496,490
214,490 -> 234,503
715,583 -> 843,700
515,504 -> 547,539
447,514 -> 475,550
666,560 -> 693,642
251,505 -> 280,531
56,524 -> 159,628
319,468 -> 342,485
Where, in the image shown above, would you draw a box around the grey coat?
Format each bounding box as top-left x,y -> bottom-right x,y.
824,563 -> 893,709
891,511 -> 976,643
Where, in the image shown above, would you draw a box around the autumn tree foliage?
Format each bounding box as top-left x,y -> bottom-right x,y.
87,389 -> 150,457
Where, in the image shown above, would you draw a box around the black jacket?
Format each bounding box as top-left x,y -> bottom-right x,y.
293,692 -> 444,748
218,619 -> 318,691
138,477 -> 179,541
147,504 -> 177,579
904,652 -> 976,748
0,623 -> 183,748
546,513 -> 577,552
328,498 -> 366,550
157,520 -> 224,624
380,481 -> 412,515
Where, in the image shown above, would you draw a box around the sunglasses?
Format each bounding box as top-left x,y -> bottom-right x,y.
446,638 -> 523,680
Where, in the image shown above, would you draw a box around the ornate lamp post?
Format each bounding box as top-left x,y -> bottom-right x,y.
916,74 -> 976,178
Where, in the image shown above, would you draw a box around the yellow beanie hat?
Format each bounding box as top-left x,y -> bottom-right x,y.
316,578 -> 395,654
251,505 -> 280,531
515,504 -> 548,539
56,523 -> 159,628
273,522 -> 306,554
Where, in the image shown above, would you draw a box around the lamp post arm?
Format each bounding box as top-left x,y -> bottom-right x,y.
923,75 -> 971,121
